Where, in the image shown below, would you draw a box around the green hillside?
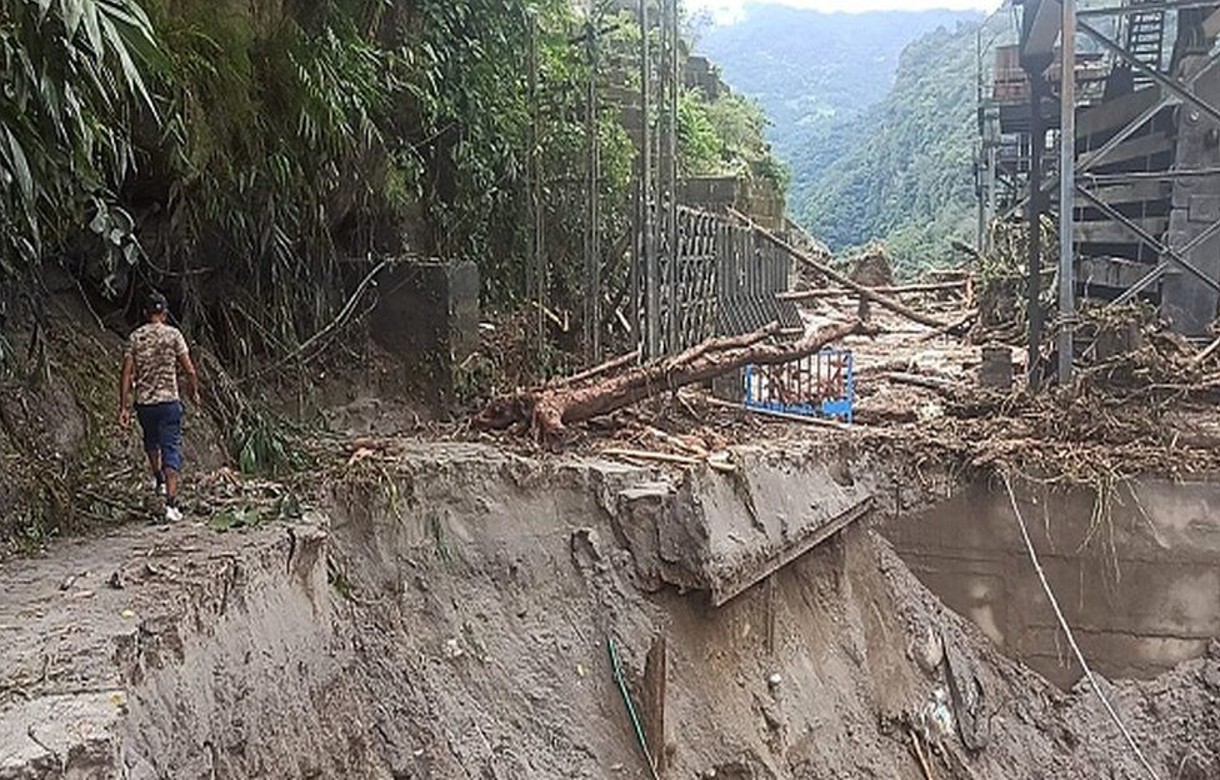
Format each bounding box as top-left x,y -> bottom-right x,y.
697,5 -> 1008,274
795,18 -> 999,274
695,6 -> 981,160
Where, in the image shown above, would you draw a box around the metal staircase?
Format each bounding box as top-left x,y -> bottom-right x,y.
1126,0 -> 1166,88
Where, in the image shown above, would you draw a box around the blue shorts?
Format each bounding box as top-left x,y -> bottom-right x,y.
135,401 -> 184,472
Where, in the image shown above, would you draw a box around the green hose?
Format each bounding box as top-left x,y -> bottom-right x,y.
607,636 -> 662,780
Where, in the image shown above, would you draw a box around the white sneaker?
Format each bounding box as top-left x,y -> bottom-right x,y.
155,481 -> 167,497
164,505 -> 183,523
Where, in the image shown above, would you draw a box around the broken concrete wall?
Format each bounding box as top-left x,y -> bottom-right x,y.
613,446 -> 882,604
883,477 -> 1220,688
370,259 -> 479,410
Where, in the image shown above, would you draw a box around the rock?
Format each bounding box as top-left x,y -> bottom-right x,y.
1202,662 -> 1220,692
913,625 -> 944,675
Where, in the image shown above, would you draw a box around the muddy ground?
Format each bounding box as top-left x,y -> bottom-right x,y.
2,441 -> 1218,779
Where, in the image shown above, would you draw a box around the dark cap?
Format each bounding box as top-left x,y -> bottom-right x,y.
144,291 -> 168,317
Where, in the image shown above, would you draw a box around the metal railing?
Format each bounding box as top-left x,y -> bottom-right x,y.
743,349 -> 855,423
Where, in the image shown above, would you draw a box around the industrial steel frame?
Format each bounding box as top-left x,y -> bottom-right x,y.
1006,0 -> 1220,388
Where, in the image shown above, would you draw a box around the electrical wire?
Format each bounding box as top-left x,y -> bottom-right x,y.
606,636 -> 662,780
1001,471 -> 1160,780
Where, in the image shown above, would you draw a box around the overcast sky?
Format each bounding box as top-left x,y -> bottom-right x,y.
688,0 -> 1004,24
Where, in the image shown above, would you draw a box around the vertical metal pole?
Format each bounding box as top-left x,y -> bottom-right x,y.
658,0 -> 671,353
985,141 -> 996,254
1028,73 -> 1046,392
667,0 -> 679,353
583,17 -> 600,362
641,0 -> 659,358
591,23 -> 602,360
1058,0 -> 1076,384
976,25 -> 986,252
527,10 -> 544,366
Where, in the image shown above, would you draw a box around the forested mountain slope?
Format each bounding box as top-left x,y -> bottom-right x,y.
796,18 -> 1000,273
697,5 -> 1001,273
696,5 -> 979,160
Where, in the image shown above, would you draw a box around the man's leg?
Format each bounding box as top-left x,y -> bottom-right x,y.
164,467 -> 180,504
159,402 -> 185,517
146,449 -> 164,491
135,405 -> 164,493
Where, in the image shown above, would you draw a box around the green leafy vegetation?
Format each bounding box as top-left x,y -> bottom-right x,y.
0,0 -> 632,360
678,89 -> 787,192
0,0 -> 160,279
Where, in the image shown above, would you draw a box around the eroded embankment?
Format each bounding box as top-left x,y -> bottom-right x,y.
2,442 -> 1218,779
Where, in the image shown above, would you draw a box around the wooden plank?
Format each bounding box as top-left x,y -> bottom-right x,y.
1205,8 -> 1220,39
1074,217 -> 1168,245
643,635 -> 667,777
711,498 -> 874,607
1085,179 -> 1171,205
1083,132 -> 1174,167
1077,87 -> 1162,138
777,280 -> 966,300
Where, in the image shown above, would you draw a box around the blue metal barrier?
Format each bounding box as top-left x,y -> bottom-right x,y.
743,349 -> 855,423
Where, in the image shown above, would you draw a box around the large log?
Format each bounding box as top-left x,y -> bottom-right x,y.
777,280 -> 967,300
475,319 -> 869,439
727,208 -> 951,330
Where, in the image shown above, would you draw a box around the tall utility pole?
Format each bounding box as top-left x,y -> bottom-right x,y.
583,13 -> 602,362
527,10 -> 545,366
1058,0 -> 1076,384
1027,70 -> 1048,392
640,0 -> 659,358
658,0 -> 672,353
665,0 -> 680,354
976,25 -> 987,253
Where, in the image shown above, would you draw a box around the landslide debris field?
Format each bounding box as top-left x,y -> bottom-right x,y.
4,291 -> 1220,779
3,442 -> 1220,779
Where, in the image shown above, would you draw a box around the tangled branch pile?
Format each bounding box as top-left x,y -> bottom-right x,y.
474,319 -> 870,441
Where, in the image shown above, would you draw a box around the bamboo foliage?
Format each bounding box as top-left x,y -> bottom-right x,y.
0,0 -> 160,276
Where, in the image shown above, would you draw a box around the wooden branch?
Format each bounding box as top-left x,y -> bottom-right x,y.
727,208 -> 951,329
778,280 -> 967,301
1190,333 -> 1220,368
885,371 -> 965,398
644,425 -> 710,457
665,321 -> 780,368
917,310 -> 977,343
549,348 -> 641,389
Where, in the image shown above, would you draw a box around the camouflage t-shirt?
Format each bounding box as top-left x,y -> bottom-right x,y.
125,323 -> 189,405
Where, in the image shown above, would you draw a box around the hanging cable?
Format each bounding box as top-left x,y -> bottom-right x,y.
1001,472 -> 1160,779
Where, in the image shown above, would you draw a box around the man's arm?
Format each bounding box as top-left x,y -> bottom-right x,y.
178,352 -> 201,405
118,353 -> 134,428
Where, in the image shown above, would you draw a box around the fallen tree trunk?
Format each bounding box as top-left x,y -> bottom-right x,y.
777,280 -> 967,301
475,319 -> 869,439
727,208 -> 951,330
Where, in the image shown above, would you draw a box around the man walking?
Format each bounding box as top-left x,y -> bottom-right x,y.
118,292 -> 201,522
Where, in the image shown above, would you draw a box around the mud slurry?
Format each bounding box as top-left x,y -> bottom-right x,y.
2,441 -> 1218,778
